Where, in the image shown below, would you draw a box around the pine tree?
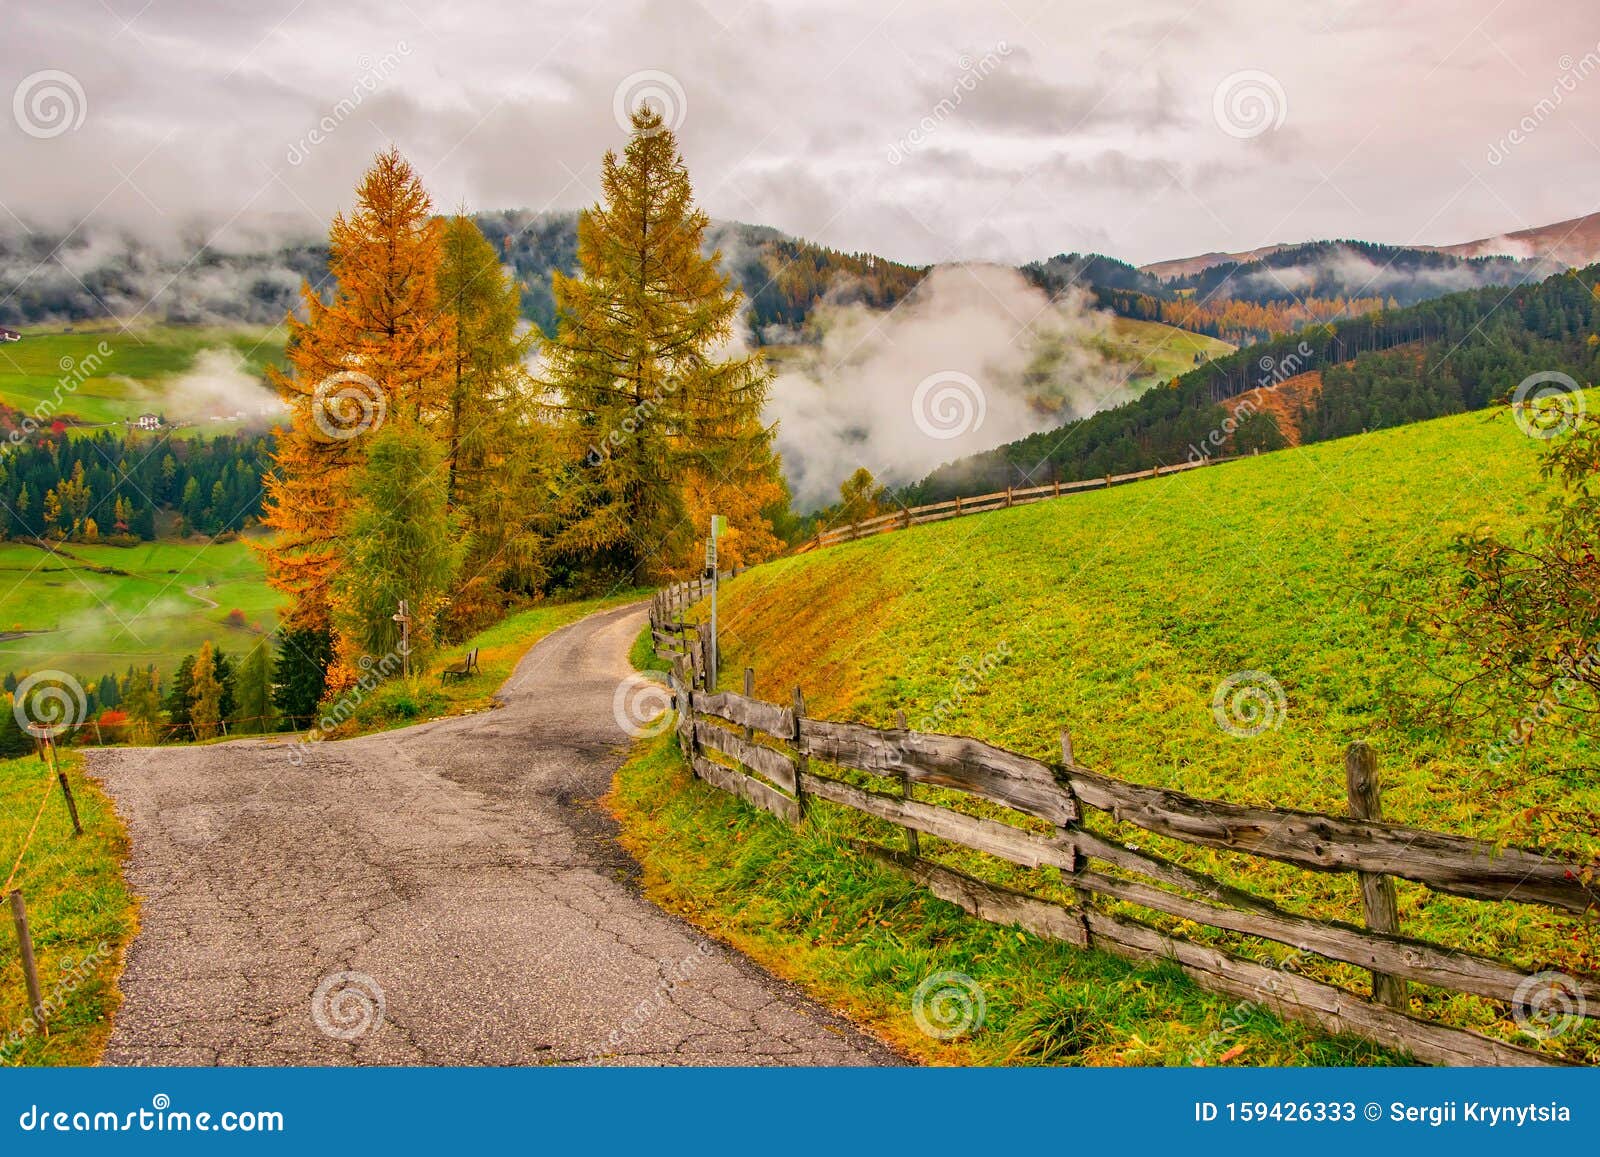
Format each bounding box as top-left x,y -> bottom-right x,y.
274,628 -> 334,728
234,639 -> 276,734
0,695 -> 33,757
190,643 -> 223,740
260,148 -> 454,634
545,107 -> 774,582
163,654 -> 196,728
331,423 -> 462,674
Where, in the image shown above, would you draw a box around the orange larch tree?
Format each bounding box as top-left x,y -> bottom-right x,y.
260,147 -> 455,634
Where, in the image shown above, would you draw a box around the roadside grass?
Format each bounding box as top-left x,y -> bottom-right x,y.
0,751 -> 135,1066
608,730 -> 1395,1066
0,536 -> 279,682
670,400 -> 1600,1062
322,588 -> 649,738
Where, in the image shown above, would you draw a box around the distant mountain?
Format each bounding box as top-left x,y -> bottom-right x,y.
0,214 -> 927,344
1139,243 -> 1290,282
1426,210 -> 1600,267
1137,211 -> 1600,292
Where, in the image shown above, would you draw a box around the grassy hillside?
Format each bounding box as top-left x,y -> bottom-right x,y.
685,399 -> 1600,1061
0,324 -> 285,429
1103,316 -> 1230,388
0,537 -> 279,681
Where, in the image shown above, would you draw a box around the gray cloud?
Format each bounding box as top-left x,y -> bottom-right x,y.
0,0 -> 1594,272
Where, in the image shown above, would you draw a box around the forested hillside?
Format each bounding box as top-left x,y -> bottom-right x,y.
907,263 -> 1600,502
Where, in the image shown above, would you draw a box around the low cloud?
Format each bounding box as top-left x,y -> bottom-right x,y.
767,263 -> 1143,509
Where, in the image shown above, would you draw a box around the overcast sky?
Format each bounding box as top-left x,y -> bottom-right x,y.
5,0 -> 1598,267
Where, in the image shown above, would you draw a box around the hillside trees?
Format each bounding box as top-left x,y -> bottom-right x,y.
544,107 -> 783,583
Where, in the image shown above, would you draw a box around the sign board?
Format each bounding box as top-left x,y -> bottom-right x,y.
710,515 -> 726,539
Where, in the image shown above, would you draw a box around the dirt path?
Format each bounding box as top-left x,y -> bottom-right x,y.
87,603 -> 896,1066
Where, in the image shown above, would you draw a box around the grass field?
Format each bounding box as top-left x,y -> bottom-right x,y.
1105,316 -> 1232,390
0,324 -> 285,430
0,537 -> 280,682
655,397 -> 1600,1063
0,752 -> 135,1065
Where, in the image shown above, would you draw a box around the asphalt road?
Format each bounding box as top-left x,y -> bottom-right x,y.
88,602 -> 897,1066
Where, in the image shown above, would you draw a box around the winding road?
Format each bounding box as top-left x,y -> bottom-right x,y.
88,603 -> 896,1066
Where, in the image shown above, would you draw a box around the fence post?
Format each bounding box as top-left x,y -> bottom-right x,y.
9,889 -> 45,1035
955,495 -> 962,515
742,668 -> 755,743
790,688 -> 808,821
45,738 -> 82,837
1005,486 -> 1013,508
895,709 -> 919,857
1344,742 -> 1408,1011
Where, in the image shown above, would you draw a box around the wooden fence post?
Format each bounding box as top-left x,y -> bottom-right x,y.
1005,486 -> 1013,508
47,739 -> 82,837
1345,742 -> 1408,1011
742,668 -> 755,743
791,688 -> 808,821
9,889 -> 45,1034
895,709 -> 919,857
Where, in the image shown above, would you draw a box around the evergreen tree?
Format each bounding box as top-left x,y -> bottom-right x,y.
163,654 -> 196,728
234,639 -> 277,734
332,423 -> 462,670
0,696 -> 33,757
190,643 -> 223,740
274,628 -> 333,728
545,107 -> 774,582
260,148 -> 454,633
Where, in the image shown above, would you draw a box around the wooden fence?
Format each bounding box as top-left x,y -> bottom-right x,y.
647,584 -> 1600,1066
794,455 -> 1232,555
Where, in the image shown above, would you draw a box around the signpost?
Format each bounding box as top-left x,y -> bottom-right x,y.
392,600 -> 412,678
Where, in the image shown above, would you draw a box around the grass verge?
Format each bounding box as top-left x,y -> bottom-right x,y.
606,727 -> 1397,1067
0,751 -> 135,1065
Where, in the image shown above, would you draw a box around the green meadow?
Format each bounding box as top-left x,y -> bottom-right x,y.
661,397 -> 1600,1063
0,324 -> 286,430
0,537 -> 280,682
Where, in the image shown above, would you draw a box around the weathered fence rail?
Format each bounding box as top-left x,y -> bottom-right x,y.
647,584 -> 1600,1067
794,456 -> 1234,555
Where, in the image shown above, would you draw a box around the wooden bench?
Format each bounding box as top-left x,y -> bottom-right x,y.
439,646 -> 480,682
